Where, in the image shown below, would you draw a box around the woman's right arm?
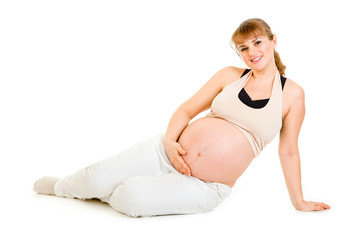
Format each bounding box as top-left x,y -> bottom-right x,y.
163,66 -> 245,175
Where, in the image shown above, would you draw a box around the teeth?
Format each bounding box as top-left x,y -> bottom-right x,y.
252,56 -> 261,62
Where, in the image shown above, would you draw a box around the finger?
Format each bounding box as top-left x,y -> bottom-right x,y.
177,157 -> 191,175
184,168 -> 191,176
172,162 -> 181,173
179,167 -> 189,175
176,144 -> 187,155
182,161 -> 192,175
172,158 -> 183,171
313,201 -> 330,208
318,203 -> 330,210
321,203 -> 331,209
313,205 -> 324,211
172,156 -> 186,174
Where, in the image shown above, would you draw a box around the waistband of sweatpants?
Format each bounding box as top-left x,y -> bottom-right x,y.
204,180 -> 232,199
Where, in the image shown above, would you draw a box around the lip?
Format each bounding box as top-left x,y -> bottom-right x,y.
250,55 -> 263,64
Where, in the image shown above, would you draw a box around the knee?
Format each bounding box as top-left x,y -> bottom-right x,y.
70,166 -> 113,199
108,176 -> 150,217
79,176 -> 104,198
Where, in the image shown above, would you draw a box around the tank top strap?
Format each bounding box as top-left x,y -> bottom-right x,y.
272,70 -> 282,99
240,69 -> 251,78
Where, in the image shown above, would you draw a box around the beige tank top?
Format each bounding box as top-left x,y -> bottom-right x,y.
206,69 -> 283,157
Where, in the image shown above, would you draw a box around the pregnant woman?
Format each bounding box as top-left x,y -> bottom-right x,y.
33,18 -> 330,217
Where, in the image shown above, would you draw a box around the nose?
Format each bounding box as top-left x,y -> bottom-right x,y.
248,46 -> 258,57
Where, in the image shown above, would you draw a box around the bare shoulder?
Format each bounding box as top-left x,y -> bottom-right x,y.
283,78 -> 305,103
218,66 -> 248,86
222,66 -> 248,77
282,78 -> 305,118
223,65 -> 247,75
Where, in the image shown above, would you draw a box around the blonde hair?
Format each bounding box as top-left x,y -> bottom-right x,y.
230,18 -> 286,76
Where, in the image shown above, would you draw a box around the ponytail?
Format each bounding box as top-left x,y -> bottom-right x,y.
274,50 -> 286,76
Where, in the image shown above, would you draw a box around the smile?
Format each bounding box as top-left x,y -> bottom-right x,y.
251,56 -> 262,63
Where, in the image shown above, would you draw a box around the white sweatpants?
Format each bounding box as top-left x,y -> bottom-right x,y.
54,133 -> 231,217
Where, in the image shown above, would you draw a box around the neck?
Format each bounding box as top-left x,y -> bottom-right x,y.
251,62 -> 278,83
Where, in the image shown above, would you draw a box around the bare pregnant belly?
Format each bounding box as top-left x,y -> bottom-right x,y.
178,117 -> 255,188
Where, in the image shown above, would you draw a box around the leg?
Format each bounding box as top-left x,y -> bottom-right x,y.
107,173 -> 231,217
34,134 -> 165,200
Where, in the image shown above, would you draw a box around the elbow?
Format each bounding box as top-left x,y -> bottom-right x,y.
178,104 -> 195,120
278,139 -> 300,158
278,152 -> 299,160
178,102 -> 201,120
278,147 -> 299,158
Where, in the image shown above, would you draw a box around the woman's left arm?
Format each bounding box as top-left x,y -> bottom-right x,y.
278,82 -> 330,211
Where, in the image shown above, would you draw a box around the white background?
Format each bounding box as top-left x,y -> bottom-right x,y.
1,0 -> 359,239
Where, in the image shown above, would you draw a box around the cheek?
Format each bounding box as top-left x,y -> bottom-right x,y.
261,44 -> 274,56
239,53 -> 247,61
241,52 -> 252,59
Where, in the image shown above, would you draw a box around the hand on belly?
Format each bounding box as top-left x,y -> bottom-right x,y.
178,117 -> 255,187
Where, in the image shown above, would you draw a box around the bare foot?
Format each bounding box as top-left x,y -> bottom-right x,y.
33,176 -> 60,195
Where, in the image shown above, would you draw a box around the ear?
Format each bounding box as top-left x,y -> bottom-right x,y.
272,34 -> 278,48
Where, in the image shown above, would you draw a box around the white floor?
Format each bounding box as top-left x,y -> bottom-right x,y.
1,0 -> 359,239
3,142 -> 358,240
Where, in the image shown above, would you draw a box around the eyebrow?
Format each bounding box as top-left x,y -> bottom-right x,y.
238,38 -> 261,48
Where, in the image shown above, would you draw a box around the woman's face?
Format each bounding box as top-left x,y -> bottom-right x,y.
237,34 -> 277,72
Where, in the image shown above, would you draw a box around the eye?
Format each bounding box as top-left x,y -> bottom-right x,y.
240,47 -> 247,52
254,41 -> 261,46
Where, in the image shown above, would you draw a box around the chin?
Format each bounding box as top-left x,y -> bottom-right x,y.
249,64 -> 265,72
249,60 -> 270,72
